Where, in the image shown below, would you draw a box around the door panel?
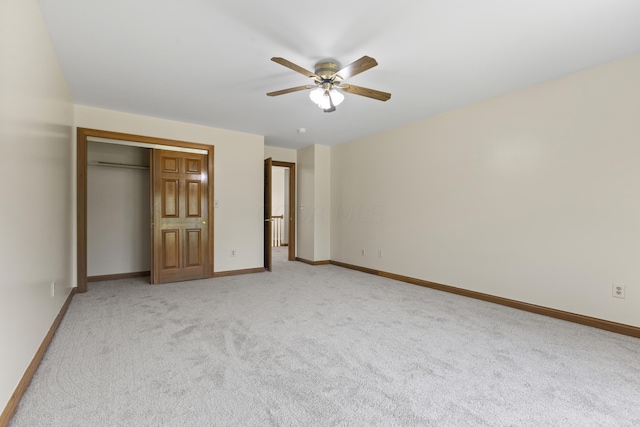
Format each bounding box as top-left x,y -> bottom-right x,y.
152,150 -> 208,283
162,230 -> 180,269
186,158 -> 201,173
186,181 -> 201,217
162,156 -> 179,172
186,229 -> 202,267
163,179 -> 179,217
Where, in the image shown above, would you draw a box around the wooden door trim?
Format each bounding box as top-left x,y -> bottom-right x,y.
264,158 -> 273,271
272,161 -> 296,261
76,127 -> 215,293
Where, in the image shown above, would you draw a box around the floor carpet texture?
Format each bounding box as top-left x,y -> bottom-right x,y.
11,249 -> 640,426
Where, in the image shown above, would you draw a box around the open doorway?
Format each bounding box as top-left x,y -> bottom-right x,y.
271,165 -> 289,262
264,160 -> 296,271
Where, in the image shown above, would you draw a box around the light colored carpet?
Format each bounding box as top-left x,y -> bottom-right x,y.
11,249 -> 640,426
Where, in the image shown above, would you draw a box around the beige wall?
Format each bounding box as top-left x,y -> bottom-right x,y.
0,0 -> 74,411
297,146 -> 315,260
331,54 -> 640,327
265,145 -> 297,163
75,105 -> 265,273
296,145 -> 331,261
314,145 -> 331,261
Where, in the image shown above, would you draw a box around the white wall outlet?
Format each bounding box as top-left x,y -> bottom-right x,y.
231,249 -> 237,257
612,284 -> 626,299
360,249 -> 365,256
214,200 -> 220,208
378,249 -> 383,258
50,281 -> 56,297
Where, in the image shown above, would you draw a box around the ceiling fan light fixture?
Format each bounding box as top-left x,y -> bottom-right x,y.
309,87 -> 344,110
330,89 -> 345,106
309,87 -> 327,107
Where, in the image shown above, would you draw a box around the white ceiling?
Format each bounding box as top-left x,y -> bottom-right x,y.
38,0 -> 640,149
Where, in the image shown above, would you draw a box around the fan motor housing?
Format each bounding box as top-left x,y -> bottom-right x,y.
314,62 -> 340,80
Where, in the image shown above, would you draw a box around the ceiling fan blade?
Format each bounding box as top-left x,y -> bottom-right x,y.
333,56 -> 378,81
339,84 -> 391,102
267,85 -> 317,97
271,57 -> 319,79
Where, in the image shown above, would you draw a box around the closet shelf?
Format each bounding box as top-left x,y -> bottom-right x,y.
88,161 -> 149,170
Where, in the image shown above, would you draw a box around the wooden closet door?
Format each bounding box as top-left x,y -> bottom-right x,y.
152,150 -> 208,284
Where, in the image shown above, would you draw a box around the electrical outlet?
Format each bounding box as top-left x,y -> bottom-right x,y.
231,249 -> 237,257
378,249 -> 383,258
50,281 -> 56,297
612,284 -> 626,299
361,249 -> 365,256
214,200 -> 220,208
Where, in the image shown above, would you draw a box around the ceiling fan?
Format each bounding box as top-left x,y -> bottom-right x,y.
267,56 -> 391,113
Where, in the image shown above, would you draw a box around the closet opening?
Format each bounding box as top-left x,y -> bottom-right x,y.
87,141 -> 151,283
77,128 -> 215,293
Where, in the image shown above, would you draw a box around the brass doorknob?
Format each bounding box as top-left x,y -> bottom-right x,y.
202,221 -> 206,225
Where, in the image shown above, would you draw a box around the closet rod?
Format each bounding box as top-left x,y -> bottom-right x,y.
88,161 -> 149,170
